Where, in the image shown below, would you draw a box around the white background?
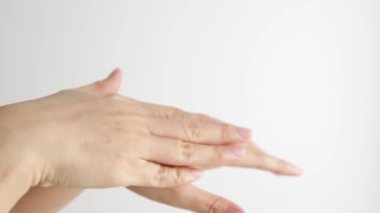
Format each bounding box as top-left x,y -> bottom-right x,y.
1,0 -> 379,212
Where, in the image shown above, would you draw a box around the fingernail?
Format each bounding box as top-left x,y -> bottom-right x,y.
235,126 -> 251,140
190,170 -> 203,181
226,146 -> 246,159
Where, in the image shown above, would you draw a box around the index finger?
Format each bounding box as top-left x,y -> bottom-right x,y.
147,115 -> 251,144
140,102 -> 251,144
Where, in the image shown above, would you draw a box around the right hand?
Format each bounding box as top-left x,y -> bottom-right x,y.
6,69 -> 301,213
0,69 -> 261,189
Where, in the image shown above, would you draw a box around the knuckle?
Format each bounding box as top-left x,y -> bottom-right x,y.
173,167 -> 182,184
213,146 -> 224,161
207,197 -> 227,213
152,165 -> 168,186
152,165 -> 176,187
182,117 -> 201,140
254,151 -> 265,169
107,93 -> 122,101
193,113 -> 208,122
220,123 -> 233,140
178,140 -> 194,161
94,81 -> 106,91
151,166 -> 183,186
164,107 -> 183,119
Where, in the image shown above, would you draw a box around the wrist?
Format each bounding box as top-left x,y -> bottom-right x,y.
0,108 -> 42,212
0,148 -> 35,212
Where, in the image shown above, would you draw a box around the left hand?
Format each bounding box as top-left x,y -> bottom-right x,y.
12,183 -> 243,213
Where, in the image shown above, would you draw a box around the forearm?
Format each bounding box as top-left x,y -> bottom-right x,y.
11,187 -> 83,213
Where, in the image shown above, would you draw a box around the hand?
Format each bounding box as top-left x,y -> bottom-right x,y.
12,138 -> 300,213
6,68 -> 299,212
128,141 -> 302,213
0,69 -> 256,190
12,184 -> 243,213
130,184 -> 245,213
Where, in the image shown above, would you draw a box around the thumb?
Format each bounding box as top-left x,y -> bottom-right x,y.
80,68 -> 123,94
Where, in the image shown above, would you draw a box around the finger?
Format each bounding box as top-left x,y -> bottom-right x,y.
130,161 -> 203,187
79,68 -> 122,94
147,116 -> 251,144
140,135 -> 246,168
128,184 -> 245,213
228,142 -> 302,176
139,102 -> 222,123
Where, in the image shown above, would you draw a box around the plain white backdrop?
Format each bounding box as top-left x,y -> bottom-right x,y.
1,0 -> 379,212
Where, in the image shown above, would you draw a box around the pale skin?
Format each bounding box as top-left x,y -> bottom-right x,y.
0,69 -> 301,213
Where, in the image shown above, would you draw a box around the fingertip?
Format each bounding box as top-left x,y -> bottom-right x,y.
108,68 -> 122,81
228,208 -> 246,213
289,164 -> 303,176
114,67 -> 122,76
102,68 -> 123,93
282,161 -> 303,176
225,202 -> 246,213
274,163 -> 303,176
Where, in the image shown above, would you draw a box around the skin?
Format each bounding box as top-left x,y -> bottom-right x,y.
1,69 -> 301,213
